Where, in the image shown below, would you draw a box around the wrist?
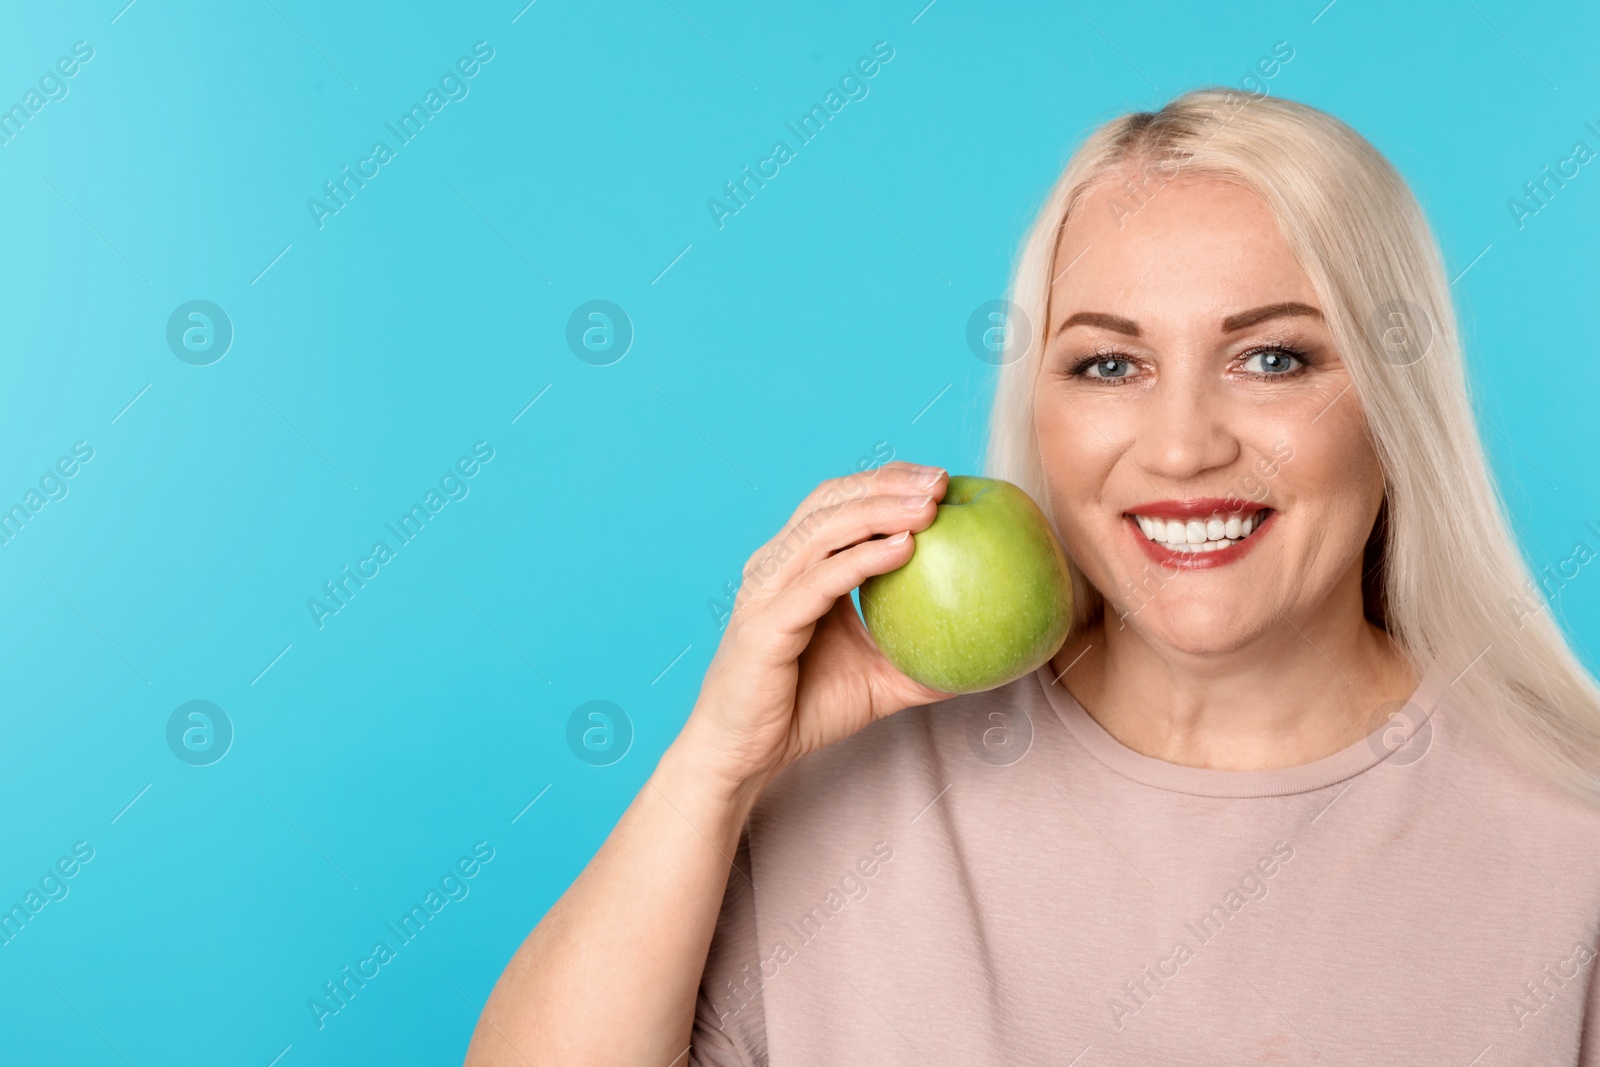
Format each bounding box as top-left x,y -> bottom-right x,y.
654,724 -> 772,824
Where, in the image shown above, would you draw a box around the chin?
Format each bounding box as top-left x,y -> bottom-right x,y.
1112,596 -> 1259,656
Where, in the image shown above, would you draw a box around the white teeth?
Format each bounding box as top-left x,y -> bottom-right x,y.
1130,508 -> 1269,550
1165,540 -> 1230,554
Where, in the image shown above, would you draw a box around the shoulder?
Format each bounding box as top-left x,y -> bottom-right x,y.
1430,693 -> 1600,883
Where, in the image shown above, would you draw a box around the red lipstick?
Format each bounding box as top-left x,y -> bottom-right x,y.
1125,497 -> 1266,521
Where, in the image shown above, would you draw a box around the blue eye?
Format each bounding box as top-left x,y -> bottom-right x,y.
1242,348 -> 1304,374
1081,357 -> 1133,379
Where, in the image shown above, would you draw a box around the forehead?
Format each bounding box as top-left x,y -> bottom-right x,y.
1048,172 -> 1318,333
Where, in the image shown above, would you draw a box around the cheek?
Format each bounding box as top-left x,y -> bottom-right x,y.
1034,391 -> 1127,477
1034,394 -> 1128,545
1035,402 -> 1094,503
1285,411 -> 1381,497
1272,414 -> 1387,553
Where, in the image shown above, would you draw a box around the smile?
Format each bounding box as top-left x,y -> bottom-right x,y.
1131,506 -> 1272,553
1124,502 -> 1275,568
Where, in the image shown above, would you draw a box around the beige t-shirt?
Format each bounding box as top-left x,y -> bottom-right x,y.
688,660 -> 1600,1066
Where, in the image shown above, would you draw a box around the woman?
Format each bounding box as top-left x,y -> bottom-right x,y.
466,87 -> 1600,1065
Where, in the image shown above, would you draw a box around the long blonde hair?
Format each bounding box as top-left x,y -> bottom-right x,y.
984,86 -> 1600,805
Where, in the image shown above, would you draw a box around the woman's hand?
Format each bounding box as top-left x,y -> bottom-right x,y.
676,460 -> 954,799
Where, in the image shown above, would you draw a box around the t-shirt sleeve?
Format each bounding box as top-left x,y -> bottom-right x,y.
687,825 -> 767,1067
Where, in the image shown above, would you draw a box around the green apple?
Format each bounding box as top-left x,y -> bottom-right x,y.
858,475 -> 1073,695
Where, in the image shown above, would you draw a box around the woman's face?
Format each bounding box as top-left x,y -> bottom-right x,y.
1034,173 -> 1385,656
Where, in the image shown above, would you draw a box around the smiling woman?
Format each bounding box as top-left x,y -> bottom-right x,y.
989,90 -> 1600,790
464,88 -> 1600,1067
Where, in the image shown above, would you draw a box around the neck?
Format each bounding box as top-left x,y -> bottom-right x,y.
1047,580 -> 1418,771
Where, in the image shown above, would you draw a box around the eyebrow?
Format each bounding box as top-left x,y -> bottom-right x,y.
1052,301 -> 1323,338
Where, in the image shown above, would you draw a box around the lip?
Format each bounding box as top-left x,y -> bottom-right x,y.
1126,507 -> 1275,570
1124,497 -> 1264,521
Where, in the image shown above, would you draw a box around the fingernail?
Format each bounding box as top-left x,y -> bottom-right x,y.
914,468 -> 944,488
886,531 -> 910,544
901,495 -> 931,509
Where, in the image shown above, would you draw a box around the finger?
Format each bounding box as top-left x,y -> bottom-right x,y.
762,462 -> 944,560
737,464 -> 943,612
807,460 -> 941,516
765,526 -> 917,636
743,464 -> 944,592
741,489 -> 942,599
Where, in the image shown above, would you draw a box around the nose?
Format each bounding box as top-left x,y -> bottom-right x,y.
1127,366 -> 1240,483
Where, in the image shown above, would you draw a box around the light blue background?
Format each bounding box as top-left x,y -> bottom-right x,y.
0,1 -> 1594,1062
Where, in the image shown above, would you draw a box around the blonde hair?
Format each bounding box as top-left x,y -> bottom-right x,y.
984,86 -> 1600,805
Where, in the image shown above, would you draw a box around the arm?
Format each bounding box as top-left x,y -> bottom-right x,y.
463,726 -> 763,1067
462,462 -> 952,1066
